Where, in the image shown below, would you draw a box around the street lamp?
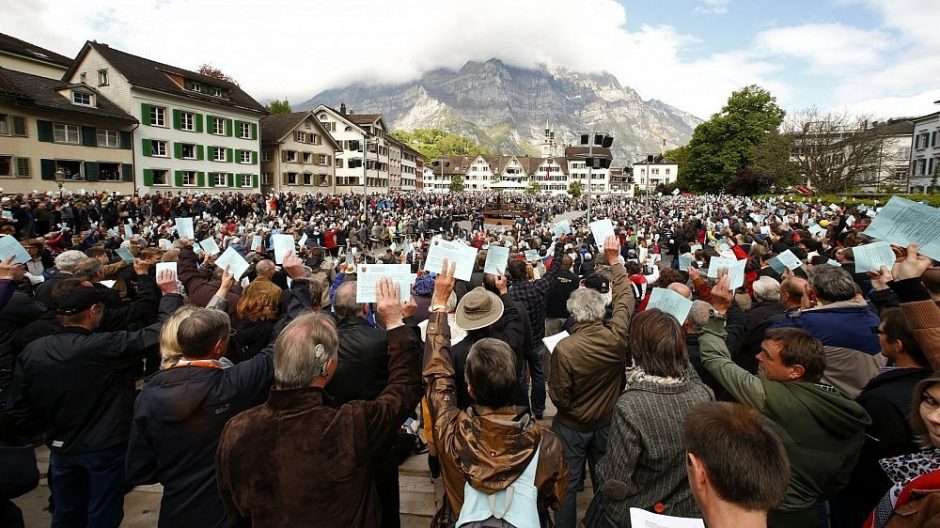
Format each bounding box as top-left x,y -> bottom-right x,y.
54,168 -> 66,197
579,133 -> 613,225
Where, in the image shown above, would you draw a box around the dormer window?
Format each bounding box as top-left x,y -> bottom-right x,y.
72,91 -> 93,106
212,87 -> 223,97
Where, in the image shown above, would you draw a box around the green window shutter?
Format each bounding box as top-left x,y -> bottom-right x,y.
233,120 -> 242,137
120,131 -> 132,149
234,149 -> 242,162
175,171 -> 184,187
250,123 -> 258,140
121,163 -> 133,182
172,109 -> 182,130
142,139 -> 152,157
174,142 -> 183,159
12,116 -> 27,136
84,161 -> 99,181
195,113 -> 204,133
252,174 -> 259,188
196,171 -> 205,187
196,145 -> 205,160
15,157 -> 30,178
82,126 -> 97,147
251,151 -> 258,164
141,103 -> 151,125
225,119 -> 233,137
226,148 -> 233,162
143,169 -> 154,187
207,172 -> 215,187
41,159 -> 56,180
227,173 -> 234,187
37,120 -> 53,142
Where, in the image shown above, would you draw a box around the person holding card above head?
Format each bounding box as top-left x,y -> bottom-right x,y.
125,252 -> 311,528
683,402 -> 790,528
2,268 -> 182,528
770,264 -> 884,398
698,273 -> 870,528
177,238 -> 241,325
550,236 -> 635,527
216,276 -> 422,528
508,234 -> 567,420
423,259 -> 569,528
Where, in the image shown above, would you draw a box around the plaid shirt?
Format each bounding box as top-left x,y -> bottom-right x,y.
510,244 -> 565,341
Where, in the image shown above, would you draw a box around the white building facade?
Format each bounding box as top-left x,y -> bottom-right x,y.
910,110 -> 940,191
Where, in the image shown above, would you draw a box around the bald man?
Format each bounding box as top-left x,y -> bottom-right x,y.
668,282 -> 693,299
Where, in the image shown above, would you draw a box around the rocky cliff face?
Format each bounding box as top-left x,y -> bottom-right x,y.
298,59 -> 701,165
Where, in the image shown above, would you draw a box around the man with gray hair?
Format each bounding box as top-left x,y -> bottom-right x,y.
548,236 -> 635,527
216,276 -> 423,527
771,265 -> 883,397
33,249 -> 85,307
127,251 -> 310,528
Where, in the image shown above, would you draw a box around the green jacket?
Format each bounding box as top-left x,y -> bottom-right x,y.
699,317 -> 872,512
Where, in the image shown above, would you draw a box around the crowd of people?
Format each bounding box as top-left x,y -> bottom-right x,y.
0,187 -> 937,528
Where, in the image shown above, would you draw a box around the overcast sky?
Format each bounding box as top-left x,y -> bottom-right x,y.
4,0 -> 939,120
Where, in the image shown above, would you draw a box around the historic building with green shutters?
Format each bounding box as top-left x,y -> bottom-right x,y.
63,41 -> 265,194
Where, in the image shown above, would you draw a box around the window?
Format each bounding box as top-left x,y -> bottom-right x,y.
212,117 -> 225,135
335,158 -> 343,168
98,163 -> 121,181
15,157 -> 29,177
241,174 -> 252,187
79,72 -> 86,83
240,150 -> 251,163
302,152 -> 311,163
239,122 -> 251,138
302,173 -> 312,185
261,150 -> 271,162
57,160 -> 83,180
181,144 -> 196,159
0,155 -> 10,177
152,169 -> 168,185
286,172 -> 297,185
72,91 -> 92,106
182,170 -> 196,186
0,114 -> 7,135
214,173 -> 227,187
212,87 -> 223,97
151,106 -> 166,127
151,140 -> 167,157
97,129 -> 120,148
181,112 -> 195,131
53,123 -> 81,144
213,147 -> 226,162
665,168 -> 671,175
312,133 -> 320,145
318,154 -> 329,165
98,69 -> 108,86
261,172 -> 272,185
285,150 -> 296,162
295,131 -> 307,143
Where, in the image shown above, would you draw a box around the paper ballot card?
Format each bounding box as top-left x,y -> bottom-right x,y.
589,219 -> 615,246
156,262 -> 177,282
199,236 -> 221,256
424,239 -> 477,281
542,331 -> 569,354
175,217 -> 195,239
707,257 -> 746,290
853,241 -> 896,273
552,219 -> 572,236
777,249 -> 803,270
115,247 -> 135,264
483,245 -> 510,274
272,234 -> 295,265
356,264 -> 415,303
647,287 -> 694,324
0,236 -> 31,264
524,249 -> 540,262
251,235 -> 263,251
215,246 -> 250,280
863,196 -> 940,261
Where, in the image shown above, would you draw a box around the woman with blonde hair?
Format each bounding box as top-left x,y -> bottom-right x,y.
159,305 -> 199,368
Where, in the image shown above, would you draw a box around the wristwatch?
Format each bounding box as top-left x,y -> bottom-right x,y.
430,304 -> 448,313
708,309 -> 727,320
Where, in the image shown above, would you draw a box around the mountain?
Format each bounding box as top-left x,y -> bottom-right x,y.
297,59 -> 702,166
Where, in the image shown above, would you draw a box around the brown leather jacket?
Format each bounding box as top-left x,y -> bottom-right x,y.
548,262 -> 634,432
423,311 -> 568,527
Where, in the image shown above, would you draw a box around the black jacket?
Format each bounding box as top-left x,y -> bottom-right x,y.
32,271 -> 71,308
545,269 -> 579,319
328,317 -> 389,405
0,292 -> 46,399
4,293 -> 183,454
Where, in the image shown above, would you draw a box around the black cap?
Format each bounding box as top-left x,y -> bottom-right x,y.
55,286 -> 104,315
583,274 -> 610,294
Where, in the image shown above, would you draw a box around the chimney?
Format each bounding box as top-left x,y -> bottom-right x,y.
340,103 -> 346,115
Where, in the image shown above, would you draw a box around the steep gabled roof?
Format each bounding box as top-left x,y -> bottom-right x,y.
0,32 -> 72,68
0,66 -> 136,123
260,111 -> 342,151
66,41 -> 264,113
311,104 -> 370,135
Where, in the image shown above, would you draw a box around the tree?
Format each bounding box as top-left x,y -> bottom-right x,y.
198,64 -> 238,85
449,175 -> 465,192
683,85 -> 786,193
525,181 -> 541,195
785,107 -> 889,193
663,144 -> 691,190
723,168 -> 776,195
568,181 -> 583,198
390,128 -> 488,160
266,99 -> 291,115
748,130 -> 800,186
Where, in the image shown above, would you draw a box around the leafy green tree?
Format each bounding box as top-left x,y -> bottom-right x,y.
265,99 -> 291,115
390,128 -> 488,160
525,181 -> 541,194
449,175 -> 465,192
684,85 -> 786,193
568,181 -> 582,197
748,130 -> 799,186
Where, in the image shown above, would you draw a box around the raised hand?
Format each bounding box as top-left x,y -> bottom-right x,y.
432,259 -> 456,307
0,256 -> 24,281
604,235 -> 621,266
710,269 -> 734,314
892,244 -> 934,281
376,276 -> 403,328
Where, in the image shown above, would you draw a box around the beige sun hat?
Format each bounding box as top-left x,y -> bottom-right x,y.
455,286 -> 504,331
